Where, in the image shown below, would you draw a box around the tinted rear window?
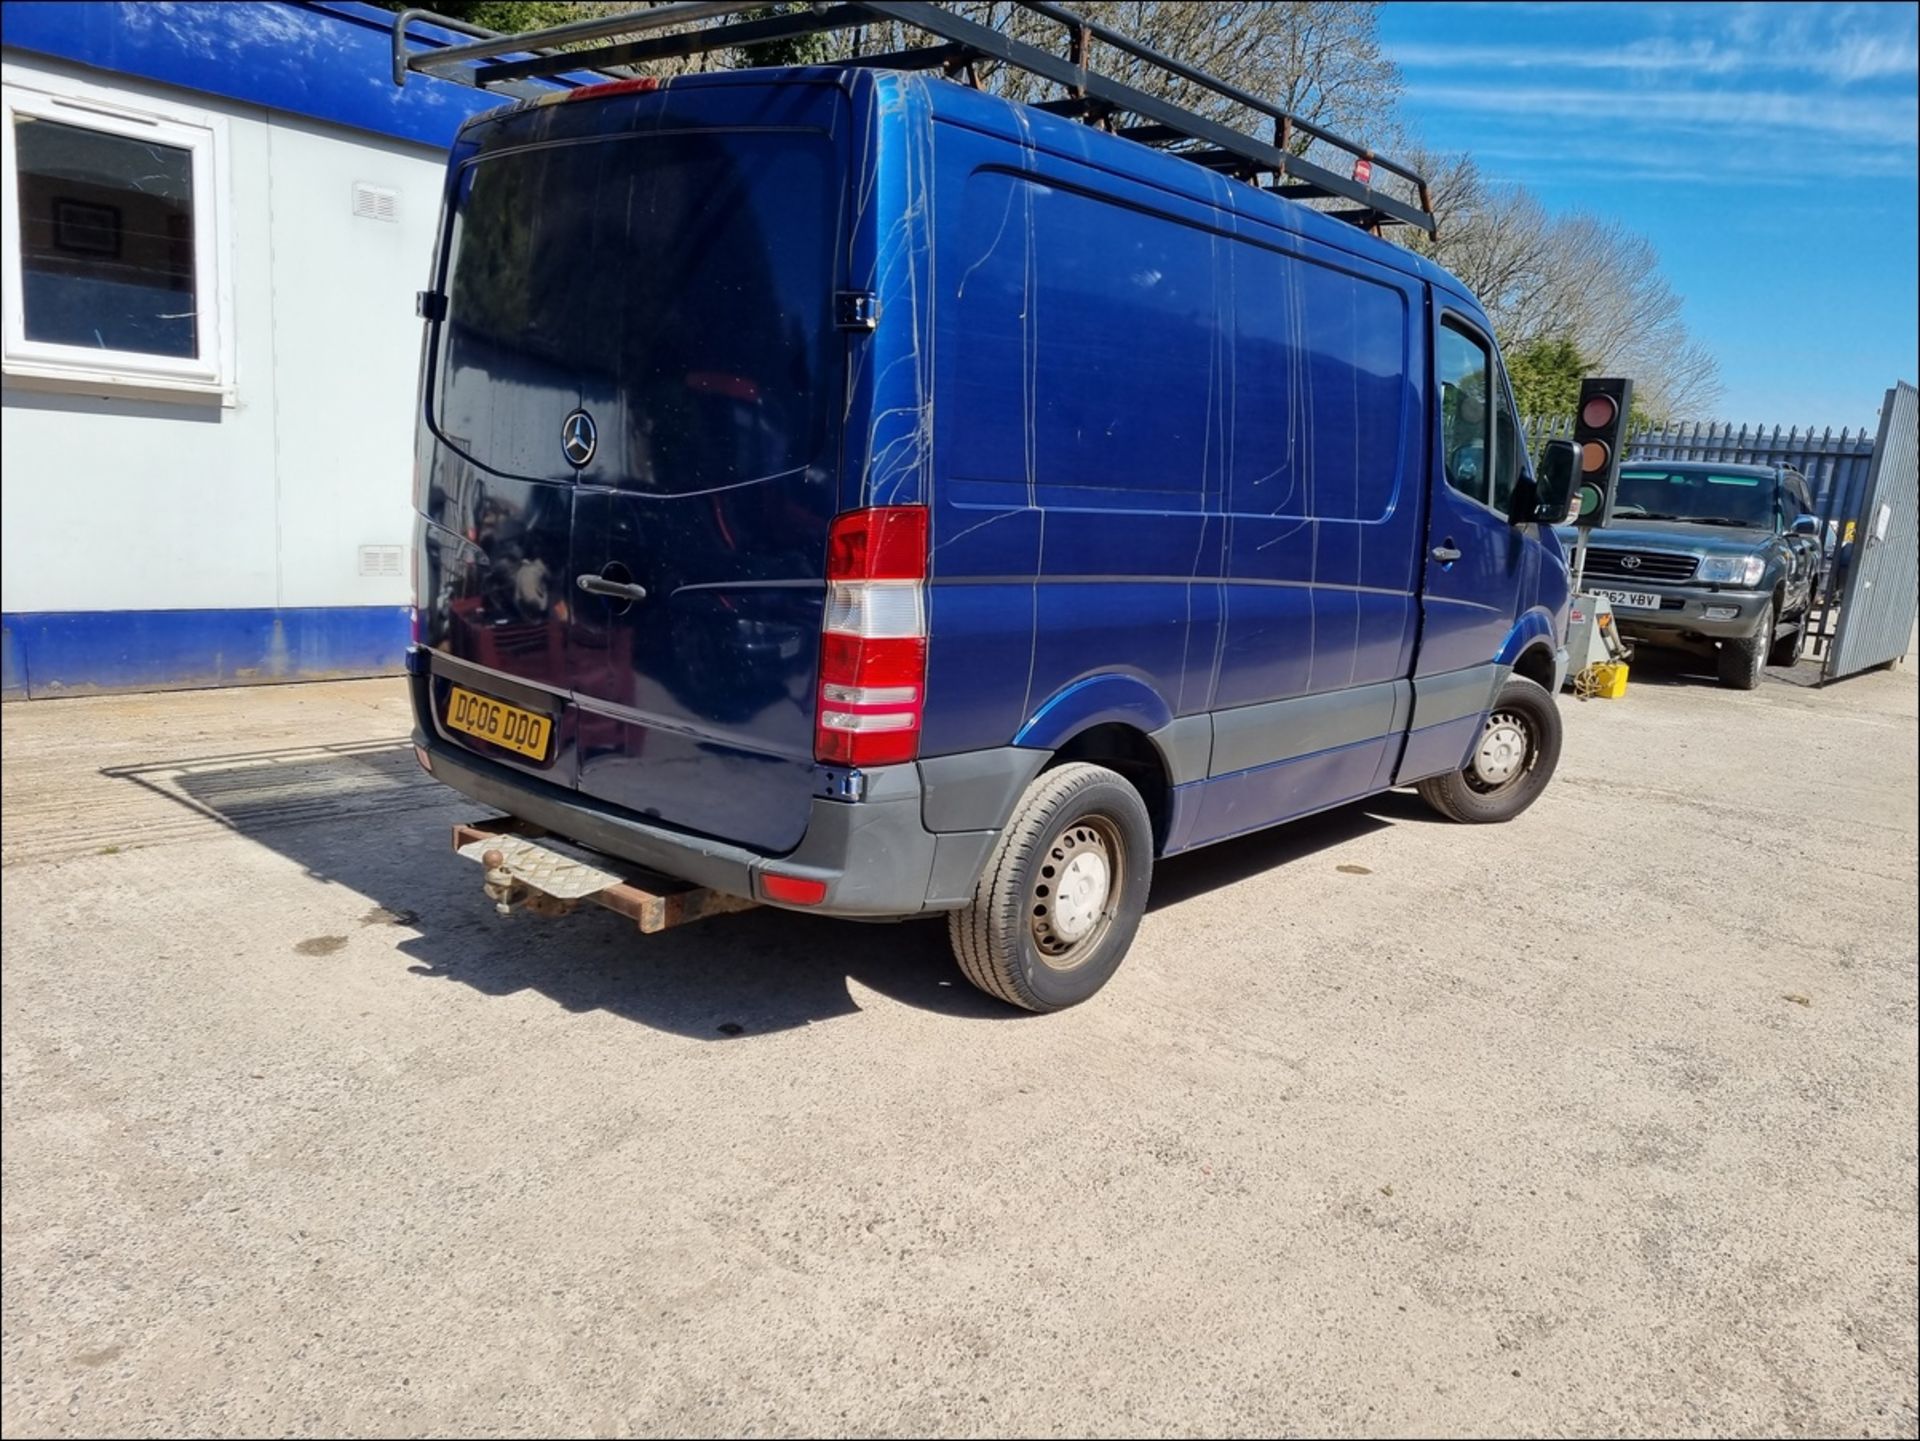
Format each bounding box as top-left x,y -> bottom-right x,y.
436,128 -> 839,491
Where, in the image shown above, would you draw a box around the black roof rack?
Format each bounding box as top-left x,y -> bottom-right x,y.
390,0 -> 1434,235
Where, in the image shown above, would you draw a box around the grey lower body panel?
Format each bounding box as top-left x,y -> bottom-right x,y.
418,732 -> 1046,919
1207,678 -> 1409,777
1392,662 -> 1512,785
1410,661 -> 1510,731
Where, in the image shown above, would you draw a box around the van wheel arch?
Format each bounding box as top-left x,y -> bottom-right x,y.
1048,723 -> 1171,853
1511,643 -> 1556,693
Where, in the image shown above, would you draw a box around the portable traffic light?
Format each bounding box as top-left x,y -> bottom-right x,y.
1570,377 -> 1634,528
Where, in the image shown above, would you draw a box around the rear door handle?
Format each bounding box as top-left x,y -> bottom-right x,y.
576,574 -> 648,603
1430,543 -> 1462,564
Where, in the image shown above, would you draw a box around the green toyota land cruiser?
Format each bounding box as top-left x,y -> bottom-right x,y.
1555,461 -> 1824,689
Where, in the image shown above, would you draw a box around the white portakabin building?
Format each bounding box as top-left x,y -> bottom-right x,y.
1,0 -> 525,697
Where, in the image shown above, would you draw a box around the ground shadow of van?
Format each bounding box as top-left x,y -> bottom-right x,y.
107,739 -> 1411,1038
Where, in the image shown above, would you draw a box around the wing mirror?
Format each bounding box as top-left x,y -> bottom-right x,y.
1514,438 -> 1580,526
1790,514 -> 1821,537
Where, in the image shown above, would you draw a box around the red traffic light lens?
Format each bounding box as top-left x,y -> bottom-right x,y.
1581,439 -> 1611,473
1581,394 -> 1618,429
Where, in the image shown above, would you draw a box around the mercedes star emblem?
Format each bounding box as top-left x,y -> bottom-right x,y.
561,409 -> 597,468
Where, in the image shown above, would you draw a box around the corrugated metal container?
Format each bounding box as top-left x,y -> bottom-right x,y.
1826,383 -> 1919,679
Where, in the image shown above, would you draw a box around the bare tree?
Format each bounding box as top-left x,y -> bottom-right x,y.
1404,150 -> 1721,421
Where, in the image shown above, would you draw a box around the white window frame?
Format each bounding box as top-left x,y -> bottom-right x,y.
1,66 -> 234,403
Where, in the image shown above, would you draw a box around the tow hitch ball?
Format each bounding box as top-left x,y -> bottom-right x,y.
481,848 -> 515,916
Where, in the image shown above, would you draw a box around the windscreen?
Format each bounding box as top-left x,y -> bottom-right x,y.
434,127 -> 839,491
1613,471 -> 1777,528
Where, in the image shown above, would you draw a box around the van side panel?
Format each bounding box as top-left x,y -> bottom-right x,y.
921,126 -> 1226,759
1211,236 -> 1423,709
922,93 -> 1435,841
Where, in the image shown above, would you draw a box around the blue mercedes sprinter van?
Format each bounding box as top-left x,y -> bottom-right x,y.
407,66 -> 1572,1011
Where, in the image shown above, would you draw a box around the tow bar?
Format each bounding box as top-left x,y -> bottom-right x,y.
451,817 -> 757,934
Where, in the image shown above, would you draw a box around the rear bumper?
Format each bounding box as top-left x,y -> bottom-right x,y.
412,700 -> 1044,919
1605,586 -> 1772,642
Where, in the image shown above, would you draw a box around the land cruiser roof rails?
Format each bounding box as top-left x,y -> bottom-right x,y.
389,0 -> 1436,235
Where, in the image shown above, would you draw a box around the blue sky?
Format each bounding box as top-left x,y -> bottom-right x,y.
1378,1 -> 1919,429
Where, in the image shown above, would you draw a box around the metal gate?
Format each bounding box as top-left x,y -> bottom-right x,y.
1826,382 -> 1919,680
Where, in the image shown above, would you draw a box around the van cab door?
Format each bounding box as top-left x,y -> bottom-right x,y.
1402,309 -> 1532,779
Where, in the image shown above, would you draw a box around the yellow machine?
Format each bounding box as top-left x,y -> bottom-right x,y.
1565,596 -> 1632,701
1574,660 -> 1630,700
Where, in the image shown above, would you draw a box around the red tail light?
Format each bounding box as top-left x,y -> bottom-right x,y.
815,506 -> 928,767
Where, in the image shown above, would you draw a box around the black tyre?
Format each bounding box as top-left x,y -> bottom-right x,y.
948,762 -> 1153,1012
1717,600 -> 1772,690
1416,675 -> 1563,824
1768,605 -> 1805,668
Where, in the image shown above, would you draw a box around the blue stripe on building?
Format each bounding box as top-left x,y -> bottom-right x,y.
1,3 -> 570,699
2,609 -> 413,699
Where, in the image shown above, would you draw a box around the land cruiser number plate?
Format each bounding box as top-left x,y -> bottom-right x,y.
446,686 -> 551,760
1596,589 -> 1661,611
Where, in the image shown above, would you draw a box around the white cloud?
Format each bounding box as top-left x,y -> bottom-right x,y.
1407,81 -> 1919,150
1390,3 -> 1919,84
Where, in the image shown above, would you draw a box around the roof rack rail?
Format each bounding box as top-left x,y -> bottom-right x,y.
390,0 -> 1435,235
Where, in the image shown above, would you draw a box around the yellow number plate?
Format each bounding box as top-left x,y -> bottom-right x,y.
445,686 -> 551,761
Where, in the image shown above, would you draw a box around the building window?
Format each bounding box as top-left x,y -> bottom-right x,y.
2,75 -> 230,397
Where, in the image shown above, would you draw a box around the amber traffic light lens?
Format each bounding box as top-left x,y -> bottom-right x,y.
1581,439 -> 1610,473
1581,395 -> 1618,429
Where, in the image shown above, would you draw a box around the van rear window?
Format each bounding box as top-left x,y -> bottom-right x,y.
435,129 -> 838,491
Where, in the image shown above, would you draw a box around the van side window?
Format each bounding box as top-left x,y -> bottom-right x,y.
1438,321 -> 1493,507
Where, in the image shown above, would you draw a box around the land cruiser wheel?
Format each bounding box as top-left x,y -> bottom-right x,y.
1718,600 -> 1772,690
1416,675 -> 1563,824
948,763 -> 1153,1012
1768,607 -> 1805,668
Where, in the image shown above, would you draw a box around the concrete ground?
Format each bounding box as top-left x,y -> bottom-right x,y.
2,656 -> 1915,1438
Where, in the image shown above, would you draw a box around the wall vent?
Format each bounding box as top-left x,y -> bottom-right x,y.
351,183 -> 398,223
358,545 -> 404,578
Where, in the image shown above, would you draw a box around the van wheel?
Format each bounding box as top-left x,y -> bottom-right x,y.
1718,600 -> 1772,690
1415,676 -> 1562,824
948,763 -> 1152,1012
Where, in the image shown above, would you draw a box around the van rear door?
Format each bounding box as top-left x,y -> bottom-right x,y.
433,83 -> 849,855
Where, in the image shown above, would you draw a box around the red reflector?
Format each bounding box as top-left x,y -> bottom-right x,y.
1353,157 -> 1373,185
827,506 -> 929,581
563,76 -> 660,102
761,872 -> 827,906
412,744 -> 433,773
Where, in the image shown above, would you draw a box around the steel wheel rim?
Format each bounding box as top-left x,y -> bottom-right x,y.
1468,708 -> 1534,792
1030,815 -> 1123,968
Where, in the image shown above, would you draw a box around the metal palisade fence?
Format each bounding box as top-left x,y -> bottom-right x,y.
1525,416 -> 1879,524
